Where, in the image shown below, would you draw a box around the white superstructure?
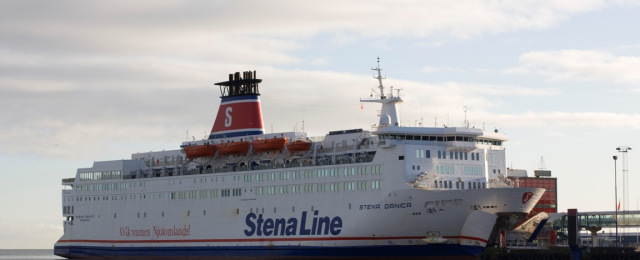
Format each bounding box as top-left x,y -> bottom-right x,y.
55,61 -> 544,259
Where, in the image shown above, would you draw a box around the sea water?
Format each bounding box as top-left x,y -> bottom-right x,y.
0,249 -> 63,260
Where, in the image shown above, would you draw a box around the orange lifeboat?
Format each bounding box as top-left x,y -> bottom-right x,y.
287,139 -> 312,153
252,137 -> 287,153
216,141 -> 251,156
182,143 -> 216,160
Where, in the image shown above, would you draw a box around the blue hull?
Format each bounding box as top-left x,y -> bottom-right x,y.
55,244 -> 483,259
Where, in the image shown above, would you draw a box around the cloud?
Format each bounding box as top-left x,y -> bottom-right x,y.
0,1 -> 605,57
0,1 -> 629,160
421,66 -> 456,74
0,220 -> 62,249
0,59 -> 566,160
504,49 -> 640,85
493,111 -> 640,129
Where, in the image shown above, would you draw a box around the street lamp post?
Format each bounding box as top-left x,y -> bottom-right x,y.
613,155 -> 618,250
616,146 -> 632,248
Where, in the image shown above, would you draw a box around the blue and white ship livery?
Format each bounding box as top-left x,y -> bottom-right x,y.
55,61 -> 544,259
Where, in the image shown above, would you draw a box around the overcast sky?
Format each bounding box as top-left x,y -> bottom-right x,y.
2,0 -> 640,249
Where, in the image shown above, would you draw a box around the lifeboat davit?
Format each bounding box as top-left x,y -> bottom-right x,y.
216,141 -> 251,156
252,137 -> 287,153
287,139 -> 312,153
182,143 -> 216,160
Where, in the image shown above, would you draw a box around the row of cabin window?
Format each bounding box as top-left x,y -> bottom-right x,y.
432,165 -> 484,175
381,134 -> 502,146
74,165 -> 383,193
415,150 -> 483,161
256,180 -> 382,195
69,188 -> 236,202
438,151 -> 482,161
245,165 -> 382,182
75,181 -> 145,192
67,179 -> 383,203
435,180 -> 486,190
78,170 -> 122,181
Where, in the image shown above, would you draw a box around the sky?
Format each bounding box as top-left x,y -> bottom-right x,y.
1,0 -> 640,249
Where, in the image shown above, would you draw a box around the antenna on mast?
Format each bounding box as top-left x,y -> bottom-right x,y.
538,156 -> 546,170
463,106 -> 469,127
372,57 -> 386,99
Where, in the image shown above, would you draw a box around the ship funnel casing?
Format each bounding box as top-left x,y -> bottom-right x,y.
209,71 -> 265,140
209,95 -> 265,139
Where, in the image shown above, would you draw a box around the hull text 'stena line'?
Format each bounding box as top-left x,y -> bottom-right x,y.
55,60 -> 544,259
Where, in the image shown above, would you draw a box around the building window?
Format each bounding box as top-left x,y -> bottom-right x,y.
426,150 -> 431,158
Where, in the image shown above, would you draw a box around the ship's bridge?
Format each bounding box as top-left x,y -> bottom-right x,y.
375,126 -> 506,151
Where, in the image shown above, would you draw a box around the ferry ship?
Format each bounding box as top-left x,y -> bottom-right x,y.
54,60 -> 544,259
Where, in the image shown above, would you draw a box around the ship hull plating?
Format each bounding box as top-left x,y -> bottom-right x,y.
54,244 -> 484,260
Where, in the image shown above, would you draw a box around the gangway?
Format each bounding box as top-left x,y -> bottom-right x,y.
552,210 -> 640,229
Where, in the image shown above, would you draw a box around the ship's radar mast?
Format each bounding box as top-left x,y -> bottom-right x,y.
372,57 -> 387,99
361,58 -> 403,130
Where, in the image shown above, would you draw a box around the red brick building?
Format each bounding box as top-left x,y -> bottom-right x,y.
507,169 -> 558,215
506,169 -> 558,246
